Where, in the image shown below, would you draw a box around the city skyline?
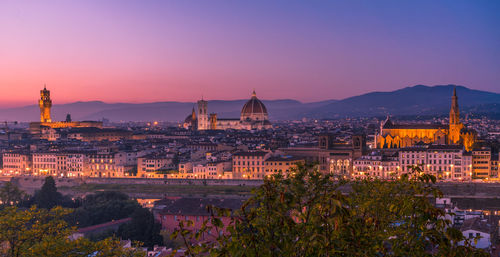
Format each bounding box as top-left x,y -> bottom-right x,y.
1,0 -> 499,107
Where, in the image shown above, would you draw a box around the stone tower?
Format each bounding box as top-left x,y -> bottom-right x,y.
39,85 -> 52,123
209,113 -> 217,130
450,87 -> 459,125
448,87 -> 463,144
197,99 -> 208,130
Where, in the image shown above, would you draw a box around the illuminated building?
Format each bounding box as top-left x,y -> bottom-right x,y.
39,85 -> 52,122
2,152 -> 30,175
472,147 -> 492,179
66,127 -> 133,142
184,90 -> 272,130
197,99 -> 209,130
263,156 -> 305,177
87,153 -> 125,178
183,107 -> 197,130
353,152 -> 399,179
376,88 -> 477,151
192,162 -> 232,179
29,86 -> 103,134
137,154 -> 176,178
398,145 -> 469,181
232,151 -> 272,179
281,134 -> 366,175
32,153 -> 58,176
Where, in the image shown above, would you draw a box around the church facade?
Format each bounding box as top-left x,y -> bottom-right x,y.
376,88 -> 476,151
183,90 -> 272,131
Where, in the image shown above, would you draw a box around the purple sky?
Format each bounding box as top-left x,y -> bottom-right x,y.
0,0 -> 499,107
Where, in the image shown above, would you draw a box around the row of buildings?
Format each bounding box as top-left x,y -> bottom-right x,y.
1,149 -> 304,180
3,137 -> 498,181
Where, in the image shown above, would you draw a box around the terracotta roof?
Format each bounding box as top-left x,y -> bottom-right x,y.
233,151 -> 269,157
241,91 -> 268,116
156,198 -> 245,216
77,217 -> 132,234
383,123 -> 447,130
265,156 -> 304,162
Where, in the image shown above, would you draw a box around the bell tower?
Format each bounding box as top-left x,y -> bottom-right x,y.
197,99 -> 208,130
449,87 -> 459,125
448,87 -> 463,144
39,85 -> 52,123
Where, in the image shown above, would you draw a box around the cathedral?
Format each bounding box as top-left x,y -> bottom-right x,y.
376,88 -> 476,151
183,90 -> 272,130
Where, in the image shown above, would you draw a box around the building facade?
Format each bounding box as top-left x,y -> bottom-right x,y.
2,153 -> 31,175
30,86 -> 103,134
232,151 -> 272,179
137,154 -> 176,178
472,147 -> 492,179
376,88 -> 476,151
185,91 -> 272,131
263,156 -> 304,177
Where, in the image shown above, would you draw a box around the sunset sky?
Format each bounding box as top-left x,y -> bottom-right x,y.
0,0 -> 499,107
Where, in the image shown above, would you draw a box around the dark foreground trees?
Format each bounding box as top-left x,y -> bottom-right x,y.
118,207 -> 164,247
21,176 -> 76,209
0,206 -> 143,257
0,182 -> 25,208
3,178 -> 163,250
68,191 -> 141,228
172,165 -> 488,256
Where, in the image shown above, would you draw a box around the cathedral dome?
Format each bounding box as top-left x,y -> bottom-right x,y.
184,114 -> 195,123
183,107 -> 197,130
241,90 -> 269,121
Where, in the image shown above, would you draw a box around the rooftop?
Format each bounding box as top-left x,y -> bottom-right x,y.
232,151 -> 269,157
460,217 -> 492,234
155,197 -> 245,216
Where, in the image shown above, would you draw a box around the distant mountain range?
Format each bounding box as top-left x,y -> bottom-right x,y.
0,85 -> 499,122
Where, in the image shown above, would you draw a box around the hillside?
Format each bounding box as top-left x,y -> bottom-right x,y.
0,85 -> 498,121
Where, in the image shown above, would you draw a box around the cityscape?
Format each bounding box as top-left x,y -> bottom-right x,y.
1,1 -> 500,256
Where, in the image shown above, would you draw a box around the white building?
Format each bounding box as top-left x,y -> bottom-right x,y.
31,152 -> 86,177
87,153 -> 126,178
137,154 -> 176,178
64,153 -> 86,177
186,91 -> 272,131
353,152 -> 399,179
191,161 -> 231,179
398,145 -> 469,181
32,152 -> 58,176
460,217 -> 492,249
40,127 -> 60,141
2,152 -> 30,175
232,151 -> 272,179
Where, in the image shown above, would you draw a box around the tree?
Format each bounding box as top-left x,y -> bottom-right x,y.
67,191 -> 141,228
19,176 -> 76,209
117,207 -> 163,248
33,176 -> 64,209
0,206 -> 144,257
172,164 -> 488,256
0,182 -> 25,208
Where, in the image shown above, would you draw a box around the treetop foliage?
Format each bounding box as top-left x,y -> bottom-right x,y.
0,205 -> 144,257
172,164 -> 489,257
